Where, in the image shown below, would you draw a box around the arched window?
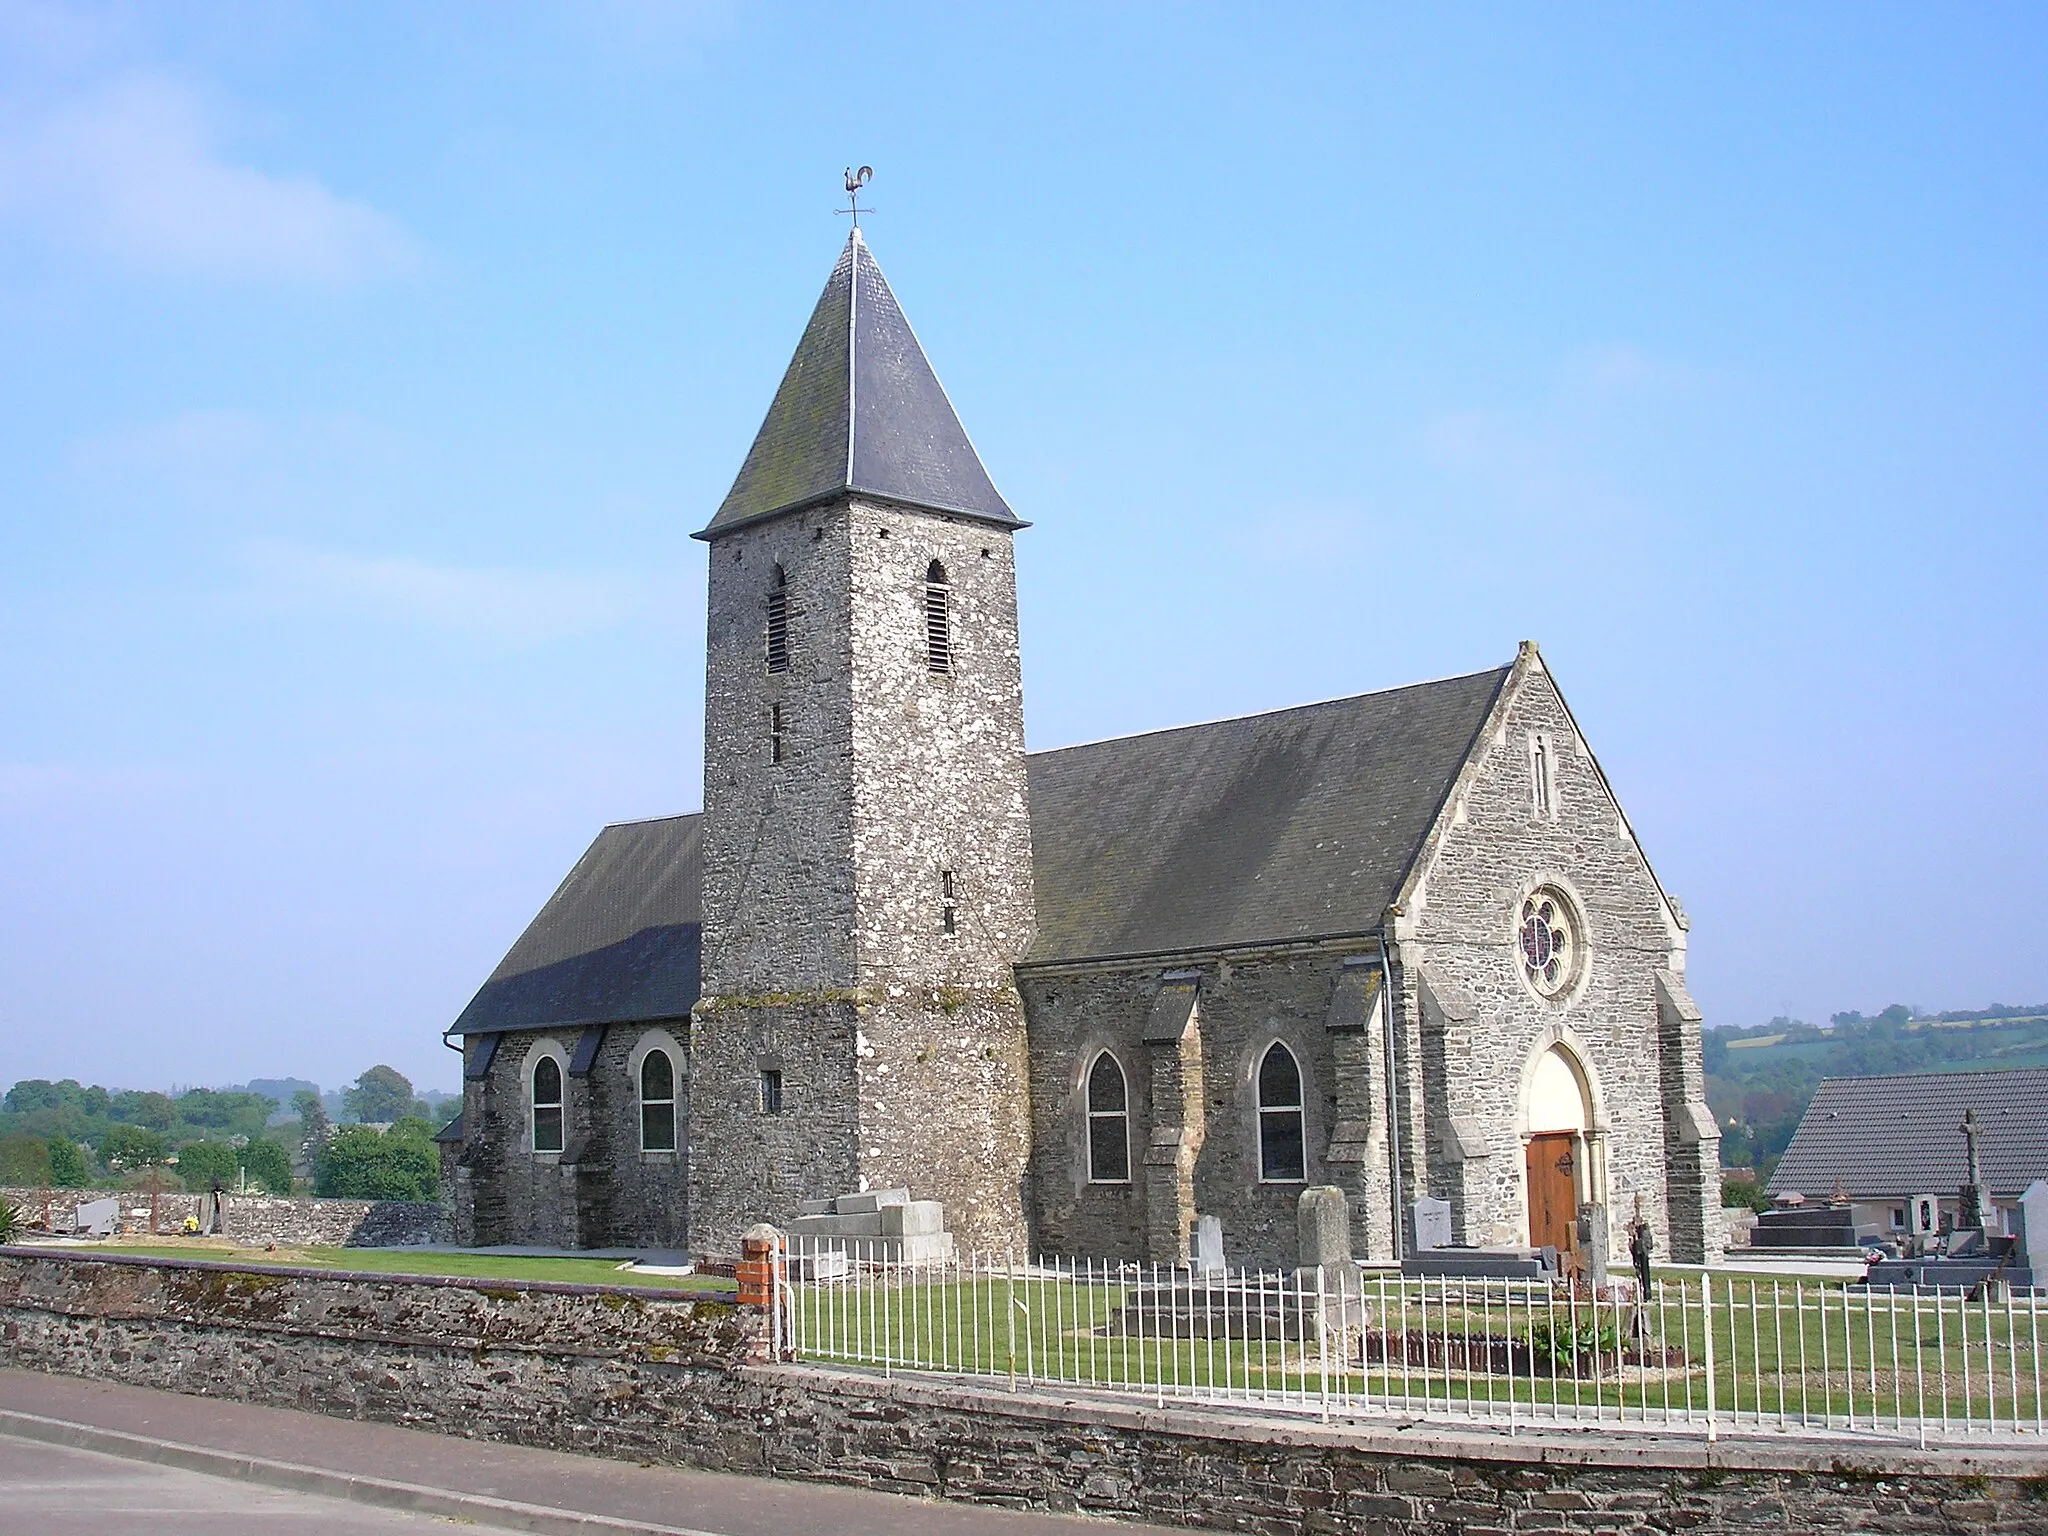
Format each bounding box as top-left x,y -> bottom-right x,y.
765,564 -> 789,674
1085,1051 -> 1129,1183
924,560 -> 951,673
640,1050 -> 676,1152
1256,1042 -> 1305,1182
531,1055 -> 564,1154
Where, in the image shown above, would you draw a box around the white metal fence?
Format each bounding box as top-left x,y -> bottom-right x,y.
773,1247 -> 2046,1445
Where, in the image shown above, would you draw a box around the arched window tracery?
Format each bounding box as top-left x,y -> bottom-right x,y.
640,1049 -> 677,1152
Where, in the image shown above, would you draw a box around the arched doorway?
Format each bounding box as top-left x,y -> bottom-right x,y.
1523,1045 -> 1592,1255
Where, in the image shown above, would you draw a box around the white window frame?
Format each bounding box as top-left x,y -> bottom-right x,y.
529,1045 -> 568,1155
638,1048 -> 677,1153
1084,1050 -> 1131,1185
1255,1041 -> 1307,1184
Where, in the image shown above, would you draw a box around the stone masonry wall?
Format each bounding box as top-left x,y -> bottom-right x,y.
1022,948 -> 1388,1269
1395,649 -> 1715,1261
453,1024 -> 689,1250
1,1250 -> 2037,1535
1,1189 -> 448,1247
693,496 -> 1035,1257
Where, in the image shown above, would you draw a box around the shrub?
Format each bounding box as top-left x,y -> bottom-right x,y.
316,1123 -> 437,1201
47,1137 -> 90,1187
176,1141 -> 240,1193
239,1138 -> 294,1196
97,1123 -> 167,1169
0,1133 -> 51,1185
0,1202 -> 16,1243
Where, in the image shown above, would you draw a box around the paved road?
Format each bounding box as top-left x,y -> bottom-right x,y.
0,1435 -> 444,1534
0,1369 -> 1171,1536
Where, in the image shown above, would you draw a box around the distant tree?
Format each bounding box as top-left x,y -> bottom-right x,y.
46,1138 -> 89,1188
316,1123 -> 436,1201
342,1066 -> 415,1126
99,1124 -> 167,1169
0,1134 -> 52,1186
176,1141 -> 239,1193
4,1080 -> 65,1114
114,1091 -> 177,1132
239,1138 -> 293,1196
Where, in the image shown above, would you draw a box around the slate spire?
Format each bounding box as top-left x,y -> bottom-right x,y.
696,230 -> 1021,538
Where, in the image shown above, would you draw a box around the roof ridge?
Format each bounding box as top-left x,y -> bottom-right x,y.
1026,662 -> 1515,759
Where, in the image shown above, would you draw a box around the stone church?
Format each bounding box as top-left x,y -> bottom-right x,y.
439,229 -> 1721,1269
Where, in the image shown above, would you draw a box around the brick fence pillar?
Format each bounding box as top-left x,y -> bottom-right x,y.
737,1223 -> 785,1362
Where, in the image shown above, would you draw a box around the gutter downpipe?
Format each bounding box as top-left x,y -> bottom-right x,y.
1378,922 -> 1404,1262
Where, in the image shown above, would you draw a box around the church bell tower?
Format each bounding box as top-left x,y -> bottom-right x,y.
688,227 -> 1036,1255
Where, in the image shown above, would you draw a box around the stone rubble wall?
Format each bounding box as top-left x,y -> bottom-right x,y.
0,1249 -> 2036,1535
0,1189 -> 449,1247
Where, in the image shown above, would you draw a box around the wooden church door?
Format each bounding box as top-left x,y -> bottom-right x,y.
1525,1132 -> 1579,1254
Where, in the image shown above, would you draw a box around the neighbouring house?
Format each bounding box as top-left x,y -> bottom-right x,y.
1767,1068 -> 2048,1241
435,228 -> 1719,1269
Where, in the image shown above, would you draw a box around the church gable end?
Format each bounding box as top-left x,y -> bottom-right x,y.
1389,643 -> 1716,1262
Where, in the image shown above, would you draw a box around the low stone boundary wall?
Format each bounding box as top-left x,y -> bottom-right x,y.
0,1248 -> 2039,1533
0,1189 -> 450,1247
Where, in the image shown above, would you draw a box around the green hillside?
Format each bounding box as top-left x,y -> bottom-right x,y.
1708,1004 -> 2048,1176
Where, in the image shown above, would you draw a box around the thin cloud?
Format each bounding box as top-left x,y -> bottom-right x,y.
238,542 -> 648,643
0,72 -> 418,282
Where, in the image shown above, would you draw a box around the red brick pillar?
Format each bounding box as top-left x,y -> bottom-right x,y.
737,1223 -> 784,1361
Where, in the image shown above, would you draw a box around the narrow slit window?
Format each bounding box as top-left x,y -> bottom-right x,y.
758,1068 -> 783,1115
941,869 -> 957,935
531,1055 -> 564,1154
770,702 -> 784,765
924,560 -> 951,674
1086,1051 -> 1130,1183
1256,1042 -> 1306,1182
1531,731 -> 1555,819
639,1050 -> 677,1152
765,564 -> 789,674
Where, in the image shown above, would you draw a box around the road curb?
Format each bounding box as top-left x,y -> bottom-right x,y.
0,1407 -> 724,1536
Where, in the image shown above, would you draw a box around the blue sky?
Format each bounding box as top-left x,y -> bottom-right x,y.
2,3 -> 2043,1094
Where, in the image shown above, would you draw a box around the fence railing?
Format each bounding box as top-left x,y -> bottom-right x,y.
773,1246 -> 2045,1445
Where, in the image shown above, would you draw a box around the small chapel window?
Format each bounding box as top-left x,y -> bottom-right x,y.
770,702 -> 785,765
531,1055 -> 564,1154
941,869 -> 957,935
640,1050 -> 677,1152
766,564 -> 790,674
924,560 -> 951,674
1257,1042 -> 1306,1183
1086,1051 -> 1130,1183
759,1069 -> 784,1115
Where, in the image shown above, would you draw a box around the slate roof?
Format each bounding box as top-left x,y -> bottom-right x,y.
447,815 -> 702,1036
1768,1069 -> 2048,1200
449,667 -> 1513,1032
1021,667 -> 1512,966
697,231 -> 1020,539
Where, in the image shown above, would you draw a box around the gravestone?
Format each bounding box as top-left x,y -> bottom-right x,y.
1411,1196 -> 1452,1253
1297,1186 -> 1350,1270
1192,1214 -> 1225,1274
73,1197 -> 118,1237
2021,1181 -> 2048,1277
1576,1202 -> 1609,1286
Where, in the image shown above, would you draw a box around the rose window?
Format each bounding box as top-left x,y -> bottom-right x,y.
1518,892 -> 1578,996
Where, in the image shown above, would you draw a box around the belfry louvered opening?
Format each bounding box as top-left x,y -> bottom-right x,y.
766,564 -> 789,674
924,560 -> 951,674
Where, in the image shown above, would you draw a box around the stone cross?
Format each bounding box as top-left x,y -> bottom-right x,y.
1959,1107 -> 1995,1232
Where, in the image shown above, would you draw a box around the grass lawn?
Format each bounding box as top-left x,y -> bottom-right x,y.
90,1238 -> 732,1292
